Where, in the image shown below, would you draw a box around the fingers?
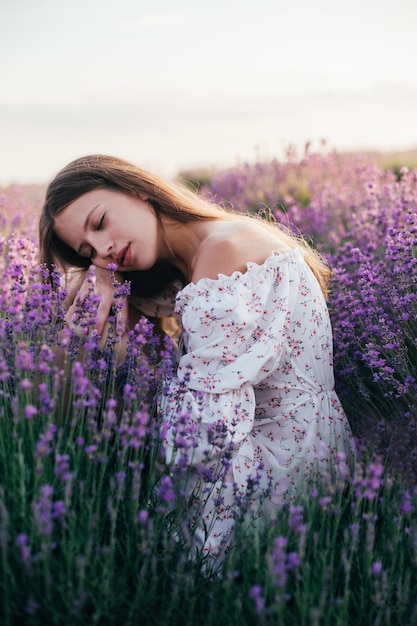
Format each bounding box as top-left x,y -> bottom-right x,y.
97,319 -> 111,351
64,268 -> 89,307
64,266 -> 130,342
95,290 -> 116,336
64,300 -> 86,338
116,296 -> 128,337
93,267 -> 129,336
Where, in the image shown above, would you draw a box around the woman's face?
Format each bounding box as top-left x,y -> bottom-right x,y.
53,188 -> 160,271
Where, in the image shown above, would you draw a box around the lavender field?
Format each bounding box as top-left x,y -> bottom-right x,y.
1,151 -> 417,625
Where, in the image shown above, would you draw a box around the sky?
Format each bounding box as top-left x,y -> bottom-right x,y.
1,0 -> 417,184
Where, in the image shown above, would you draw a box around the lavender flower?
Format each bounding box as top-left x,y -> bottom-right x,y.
15,533 -> 32,572
249,584 -> 266,616
24,404 -> 38,420
355,459 -> 384,502
138,509 -> 149,525
35,423 -> 57,461
54,453 -> 71,483
33,484 -> 54,537
372,561 -> 383,576
268,536 -> 288,589
159,475 -> 176,503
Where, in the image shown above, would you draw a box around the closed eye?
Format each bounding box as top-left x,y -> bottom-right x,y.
96,213 -> 105,231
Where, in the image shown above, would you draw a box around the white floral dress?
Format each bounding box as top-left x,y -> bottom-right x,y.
139,248 -> 356,557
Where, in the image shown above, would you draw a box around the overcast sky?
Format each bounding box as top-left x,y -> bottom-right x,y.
1,0 -> 417,184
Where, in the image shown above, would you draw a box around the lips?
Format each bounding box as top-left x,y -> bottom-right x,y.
116,244 -> 131,267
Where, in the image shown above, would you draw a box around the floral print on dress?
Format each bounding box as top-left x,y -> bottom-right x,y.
158,248 -> 357,558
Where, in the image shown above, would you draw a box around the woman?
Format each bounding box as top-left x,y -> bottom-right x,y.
39,154 -> 356,561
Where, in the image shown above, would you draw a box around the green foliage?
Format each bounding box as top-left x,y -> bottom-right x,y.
1,386 -> 417,626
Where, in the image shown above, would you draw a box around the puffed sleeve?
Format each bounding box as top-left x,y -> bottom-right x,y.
158,251 -> 301,470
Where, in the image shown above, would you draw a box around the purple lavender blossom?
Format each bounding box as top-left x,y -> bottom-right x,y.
24,404 -> 38,419
288,505 -> 307,535
159,475 -> 176,503
15,533 -> 32,570
268,536 -> 288,589
54,453 -> 71,482
35,423 -> 57,460
249,584 -> 266,616
371,561 -> 383,576
355,459 -> 384,502
137,509 -> 149,525
33,484 -> 55,537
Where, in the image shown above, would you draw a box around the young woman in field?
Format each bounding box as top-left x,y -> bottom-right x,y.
39,154 -> 356,561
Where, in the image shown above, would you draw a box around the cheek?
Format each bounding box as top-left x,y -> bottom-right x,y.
55,227 -> 81,253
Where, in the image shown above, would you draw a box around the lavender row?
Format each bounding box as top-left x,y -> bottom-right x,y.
201,152 -> 417,482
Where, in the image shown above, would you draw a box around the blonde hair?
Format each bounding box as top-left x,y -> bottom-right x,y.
39,154 -> 331,298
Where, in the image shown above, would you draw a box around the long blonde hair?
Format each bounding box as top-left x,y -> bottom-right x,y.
39,154 -> 331,298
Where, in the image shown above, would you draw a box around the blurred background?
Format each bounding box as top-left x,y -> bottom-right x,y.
1,0 -> 417,184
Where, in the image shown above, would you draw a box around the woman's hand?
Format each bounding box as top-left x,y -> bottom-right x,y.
64,266 -> 128,350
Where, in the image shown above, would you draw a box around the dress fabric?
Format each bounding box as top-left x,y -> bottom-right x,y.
153,248 -> 356,557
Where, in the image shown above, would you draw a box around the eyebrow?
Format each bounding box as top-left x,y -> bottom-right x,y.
77,204 -> 99,255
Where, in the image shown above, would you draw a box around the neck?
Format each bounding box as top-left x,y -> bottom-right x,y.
161,219 -> 212,283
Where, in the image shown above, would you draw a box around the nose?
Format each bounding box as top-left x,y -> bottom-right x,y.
95,239 -> 113,260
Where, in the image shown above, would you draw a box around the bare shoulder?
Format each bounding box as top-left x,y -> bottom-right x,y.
191,219 -> 288,283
